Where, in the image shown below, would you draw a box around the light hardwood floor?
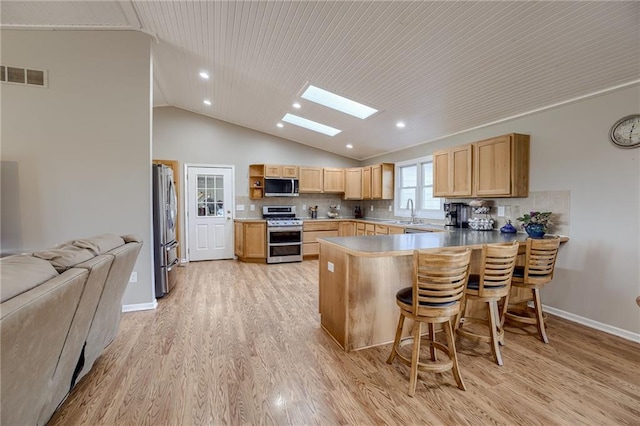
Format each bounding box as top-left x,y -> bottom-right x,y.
50,260 -> 640,425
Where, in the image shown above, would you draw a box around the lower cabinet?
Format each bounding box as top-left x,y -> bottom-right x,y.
303,221 -> 339,257
234,221 -> 266,261
339,221 -> 356,237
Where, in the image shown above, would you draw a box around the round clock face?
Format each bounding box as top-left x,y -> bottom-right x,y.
609,114 -> 640,148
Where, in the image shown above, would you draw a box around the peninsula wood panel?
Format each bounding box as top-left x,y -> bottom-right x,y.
318,244 -> 348,346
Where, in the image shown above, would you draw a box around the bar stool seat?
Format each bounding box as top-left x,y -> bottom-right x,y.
456,241 -> 519,366
386,248 -> 472,396
505,237 -> 561,344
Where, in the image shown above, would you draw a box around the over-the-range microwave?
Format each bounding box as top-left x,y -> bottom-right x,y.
264,178 -> 299,197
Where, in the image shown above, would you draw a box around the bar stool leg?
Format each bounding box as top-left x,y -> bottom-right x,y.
532,288 -> 549,344
387,314 -> 405,364
487,301 -> 503,366
428,323 -> 437,361
498,293 -> 510,345
408,322 -> 423,397
444,320 -> 466,391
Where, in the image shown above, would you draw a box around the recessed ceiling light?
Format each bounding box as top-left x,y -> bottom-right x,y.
346,144 -> 353,149
277,123 -> 284,128
292,102 -> 301,109
199,71 -> 210,79
281,113 -> 341,137
301,84 -> 377,119
396,121 -> 406,128
203,99 -> 212,106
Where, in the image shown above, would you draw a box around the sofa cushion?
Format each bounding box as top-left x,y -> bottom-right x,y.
71,234 -> 125,255
0,255 -> 60,303
32,245 -> 96,273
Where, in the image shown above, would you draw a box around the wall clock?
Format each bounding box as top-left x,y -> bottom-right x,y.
609,114 -> 640,148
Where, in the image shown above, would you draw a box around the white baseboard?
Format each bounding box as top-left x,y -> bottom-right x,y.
122,299 -> 158,313
543,304 -> 640,343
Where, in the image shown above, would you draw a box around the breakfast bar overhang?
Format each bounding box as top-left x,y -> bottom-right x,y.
317,230 -> 568,352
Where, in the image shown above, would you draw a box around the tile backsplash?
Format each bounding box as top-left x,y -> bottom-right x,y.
235,190 -> 570,236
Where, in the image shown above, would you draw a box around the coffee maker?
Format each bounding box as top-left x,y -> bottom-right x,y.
444,202 -> 471,228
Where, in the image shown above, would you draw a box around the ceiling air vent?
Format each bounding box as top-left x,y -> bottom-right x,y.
1,65 -> 47,88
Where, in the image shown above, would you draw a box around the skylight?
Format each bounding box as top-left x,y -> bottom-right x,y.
281,113 -> 341,137
301,85 -> 377,119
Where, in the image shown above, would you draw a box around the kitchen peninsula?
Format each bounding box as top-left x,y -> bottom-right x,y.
318,230 -> 568,352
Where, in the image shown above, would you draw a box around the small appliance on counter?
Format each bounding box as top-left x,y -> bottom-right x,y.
444,202 -> 471,228
354,205 -> 363,218
308,205 -> 318,219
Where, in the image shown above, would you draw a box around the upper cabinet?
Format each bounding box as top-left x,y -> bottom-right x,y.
433,133 -> 530,198
344,167 -> 363,200
433,144 -> 473,197
323,168 -> 345,193
474,134 -> 529,197
299,167 -> 323,193
344,164 -> 394,200
265,164 -> 298,178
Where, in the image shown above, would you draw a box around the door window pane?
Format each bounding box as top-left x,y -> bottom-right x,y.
197,173 -> 225,217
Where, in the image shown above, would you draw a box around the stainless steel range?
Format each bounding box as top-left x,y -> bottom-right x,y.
263,206 -> 303,264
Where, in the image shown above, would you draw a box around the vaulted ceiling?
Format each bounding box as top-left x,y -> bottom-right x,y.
2,1 -> 639,159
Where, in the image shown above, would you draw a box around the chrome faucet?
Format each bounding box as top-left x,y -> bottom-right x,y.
406,198 -> 417,223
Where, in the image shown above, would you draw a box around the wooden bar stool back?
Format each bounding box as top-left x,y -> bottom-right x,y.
505,237 -> 561,343
456,241 -> 519,366
386,248 -> 472,396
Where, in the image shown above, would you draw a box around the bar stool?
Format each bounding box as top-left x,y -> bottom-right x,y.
456,241 -> 519,366
386,248 -> 472,396
505,237 -> 561,343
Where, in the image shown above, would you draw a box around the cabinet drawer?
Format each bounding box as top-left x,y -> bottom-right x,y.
375,225 -> 389,235
303,242 -> 319,256
303,221 -> 340,232
303,230 -> 338,243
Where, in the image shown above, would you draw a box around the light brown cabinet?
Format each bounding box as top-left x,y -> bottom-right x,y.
249,164 -> 265,199
303,221 -> 339,257
339,221 -> 356,237
299,167 -> 323,193
433,133 -> 529,198
323,168 -> 345,193
474,134 -> 529,197
234,221 -> 266,261
371,163 -> 394,199
356,223 -> 366,236
344,168 -> 363,200
433,144 -> 473,197
265,164 -> 298,178
344,164 -> 394,200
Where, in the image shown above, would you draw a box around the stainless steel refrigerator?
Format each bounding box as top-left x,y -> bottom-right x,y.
152,164 -> 179,298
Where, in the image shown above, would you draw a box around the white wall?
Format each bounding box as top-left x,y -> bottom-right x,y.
1,30 -> 155,306
366,84 -> 640,335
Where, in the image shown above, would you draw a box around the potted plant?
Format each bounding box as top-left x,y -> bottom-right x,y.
517,211 -> 553,238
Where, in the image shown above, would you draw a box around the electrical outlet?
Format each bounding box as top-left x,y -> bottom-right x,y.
129,271 -> 137,283
497,206 -> 505,217
302,204 -> 307,210
250,205 -> 255,211
236,204 -> 245,211
370,205 -> 374,212
336,205 -> 340,210
327,261 -> 334,272
388,205 -> 392,212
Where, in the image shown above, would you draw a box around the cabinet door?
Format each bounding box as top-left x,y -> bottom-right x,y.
361,166 -> 372,199
475,136 -> 511,196
282,165 -> 298,178
339,221 -> 356,237
244,223 -> 266,258
450,145 -> 473,196
344,168 -> 363,199
323,168 -> 345,193
371,163 -> 394,199
374,224 -> 389,235
234,222 -> 244,257
264,165 -> 282,177
388,226 -> 404,235
356,223 -> 365,236
299,167 -> 323,193
433,150 -> 451,197
365,224 -> 375,235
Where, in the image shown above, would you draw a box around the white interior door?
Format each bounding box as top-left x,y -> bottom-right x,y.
187,166 -> 234,261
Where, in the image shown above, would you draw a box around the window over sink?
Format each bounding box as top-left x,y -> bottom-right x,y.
395,155 -> 444,220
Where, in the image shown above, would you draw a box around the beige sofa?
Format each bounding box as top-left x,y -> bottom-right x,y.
0,234 -> 142,426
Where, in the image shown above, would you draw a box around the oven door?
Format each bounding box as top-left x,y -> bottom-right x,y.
268,227 -> 302,244
267,226 -> 302,263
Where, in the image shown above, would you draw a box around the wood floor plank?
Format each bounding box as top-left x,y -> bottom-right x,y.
48,260 -> 640,425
